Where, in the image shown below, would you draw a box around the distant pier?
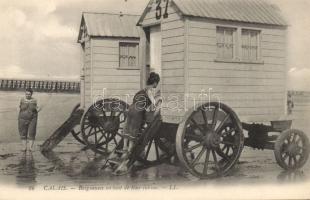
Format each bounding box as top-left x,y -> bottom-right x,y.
0,79 -> 80,93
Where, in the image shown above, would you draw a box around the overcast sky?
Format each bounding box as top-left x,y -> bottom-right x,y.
0,0 -> 309,91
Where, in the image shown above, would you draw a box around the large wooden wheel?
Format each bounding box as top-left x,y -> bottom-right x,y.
70,103 -> 85,145
81,99 -> 128,154
274,129 -> 310,170
176,102 -> 244,179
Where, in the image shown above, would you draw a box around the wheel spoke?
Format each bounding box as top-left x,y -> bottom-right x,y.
154,140 -> 160,160
185,143 -> 203,152
211,106 -> 219,130
287,136 -> 293,145
116,111 -> 123,117
200,108 -> 209,130
94,128 -> 98,144
212,150 -> 219,171
190,148 -> 206,167
87,127 -> 94,137
203,149 -> 210,174
97,146 -> 107,150
221,140 -> 235,146
144,140 -> 153,160
293,156 -> 297,165
215,114 -> 230,134
189,118 -> 204,133
222,150 -> 231,161
82,124 -> 91,130
288,156 -> 293,167
225,145 -> 230,155
185,132 -> 203,141
97,133 -> 105,143
72,131 -> 81,136
292,133 -> 297,143
221,145 -> 227,152
113,137 -> 118,145
282,152 -> 289,160
105,133 -> 109,149
116,132 -> 122,137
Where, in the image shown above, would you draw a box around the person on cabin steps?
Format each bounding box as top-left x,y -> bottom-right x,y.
111,72 -> 162,175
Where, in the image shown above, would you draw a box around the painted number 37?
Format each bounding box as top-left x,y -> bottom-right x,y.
156,0 -> 169,20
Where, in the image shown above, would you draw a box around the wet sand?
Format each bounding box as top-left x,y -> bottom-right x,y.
0,91 -> 309,195
0,139 -> 309,189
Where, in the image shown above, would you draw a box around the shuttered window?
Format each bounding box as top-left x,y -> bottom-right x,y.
216,27 -> 236,60
119,42 -> 139,69
242,29 -> 260,61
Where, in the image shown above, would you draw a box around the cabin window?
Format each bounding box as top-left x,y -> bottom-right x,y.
216,27 -> 236,60
242,29 -> 260,61
119,42 -> 139,69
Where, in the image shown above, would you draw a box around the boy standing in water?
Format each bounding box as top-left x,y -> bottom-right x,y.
18,88 -> 40,151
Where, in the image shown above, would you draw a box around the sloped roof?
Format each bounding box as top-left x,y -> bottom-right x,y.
138,0 -> 287,26
78,12 -> 141,42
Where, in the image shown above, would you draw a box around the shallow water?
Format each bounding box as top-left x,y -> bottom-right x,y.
0,91 -> 79,142
0,140 -> 309,190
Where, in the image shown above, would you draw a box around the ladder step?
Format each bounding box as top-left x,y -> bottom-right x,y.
108,157 -> 122,165
115,149 -> 128,154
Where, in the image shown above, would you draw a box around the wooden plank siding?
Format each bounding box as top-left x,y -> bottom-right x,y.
82,39 -> 91,108
185,18 -> 287,123
82,37 -> 141,108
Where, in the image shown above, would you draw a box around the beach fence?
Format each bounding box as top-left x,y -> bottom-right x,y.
0,79 -> 80,93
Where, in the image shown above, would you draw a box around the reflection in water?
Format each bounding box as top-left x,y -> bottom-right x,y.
40,149 -> 171,181
16,151 -> 37,186
41,150 -> 107,178
277,170 -> 306,183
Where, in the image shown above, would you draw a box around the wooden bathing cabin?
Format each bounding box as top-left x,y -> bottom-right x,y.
137,0 -> 288,124
77,12 -> 145,108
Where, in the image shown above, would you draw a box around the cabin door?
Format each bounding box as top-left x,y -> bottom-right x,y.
144,25 -> 162,91
150,26 -> 162,76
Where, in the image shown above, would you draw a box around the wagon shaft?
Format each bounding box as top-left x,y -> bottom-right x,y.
41,107 -> 84,152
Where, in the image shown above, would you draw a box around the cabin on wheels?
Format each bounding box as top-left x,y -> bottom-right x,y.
137,0 -> 288,124
77,12 -> 145,108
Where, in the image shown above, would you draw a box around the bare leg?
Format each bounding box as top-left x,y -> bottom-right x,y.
22,140 -> 27,151
114,139 -> 134,175
28,140 -> 35,151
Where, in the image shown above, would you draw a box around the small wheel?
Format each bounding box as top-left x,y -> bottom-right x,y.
80,99 -> 128,154
176,102 -> 244,179
274,129 -> 310,170
70,103 -> 85,145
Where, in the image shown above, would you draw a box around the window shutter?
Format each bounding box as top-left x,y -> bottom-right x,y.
216,28 -> 224,59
